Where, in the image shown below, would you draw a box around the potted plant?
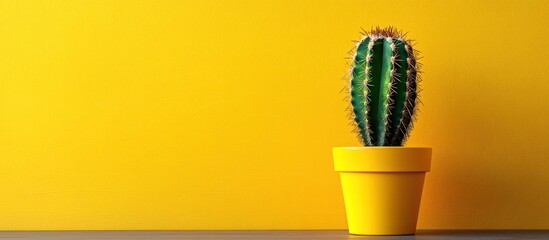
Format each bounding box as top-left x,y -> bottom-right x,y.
333,26 -> 431,235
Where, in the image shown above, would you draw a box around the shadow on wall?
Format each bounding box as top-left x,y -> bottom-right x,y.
420,56 -> 549,228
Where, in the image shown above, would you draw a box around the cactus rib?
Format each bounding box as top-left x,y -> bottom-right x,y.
350,37 -> 372,145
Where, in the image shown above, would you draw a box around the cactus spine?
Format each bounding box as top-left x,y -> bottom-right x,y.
348,27 -> 421,146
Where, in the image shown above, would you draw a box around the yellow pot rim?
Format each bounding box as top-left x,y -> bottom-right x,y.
333,147 -> 432,173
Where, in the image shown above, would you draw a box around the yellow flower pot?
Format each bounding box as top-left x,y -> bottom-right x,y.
333,147 -> 432,235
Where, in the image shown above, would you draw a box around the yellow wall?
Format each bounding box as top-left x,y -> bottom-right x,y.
0,0 -> 548,230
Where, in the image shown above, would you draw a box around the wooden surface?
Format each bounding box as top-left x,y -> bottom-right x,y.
0,230 -> 547,239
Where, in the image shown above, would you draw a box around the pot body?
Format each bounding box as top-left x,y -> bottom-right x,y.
333,147 -> 432,235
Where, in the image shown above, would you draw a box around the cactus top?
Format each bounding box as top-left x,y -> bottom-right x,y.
347,27 -> 421,146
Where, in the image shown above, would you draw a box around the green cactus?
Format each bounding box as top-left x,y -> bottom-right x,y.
347,27 -> 421,146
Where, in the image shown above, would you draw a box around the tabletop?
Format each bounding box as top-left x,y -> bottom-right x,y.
0,230 -> 547,240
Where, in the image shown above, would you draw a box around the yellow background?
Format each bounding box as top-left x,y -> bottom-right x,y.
1,0 -> 548,230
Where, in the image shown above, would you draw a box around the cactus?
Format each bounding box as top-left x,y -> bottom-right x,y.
346,27 -> 422,146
